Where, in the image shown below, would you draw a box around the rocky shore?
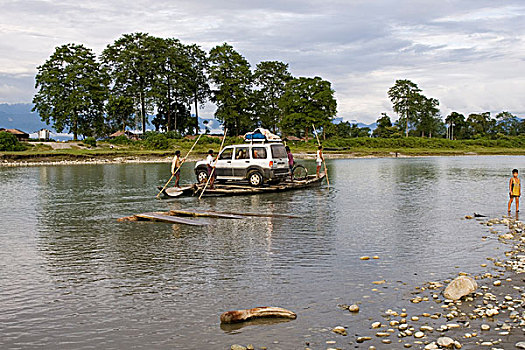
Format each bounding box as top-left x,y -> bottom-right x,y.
322,215 -> 525,350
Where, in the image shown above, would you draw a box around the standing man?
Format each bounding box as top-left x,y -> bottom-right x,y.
171,150 -> 184,188
316,145 -> 324,178
206,149 -> 216,189
286,146 -> 294,181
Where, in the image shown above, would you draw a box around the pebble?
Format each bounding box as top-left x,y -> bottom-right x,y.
516,342 -> 525,349
436,336 -> 455,348
414,331 -> 425,338
231,345 -> 246,350
480,324 -> 490,331
356,336 -> 371,343
360,256 -> 370,260
371,322 -> 381,329
348,304 -> 359,313
332,326 -> 347,336
493,280 -> 502,286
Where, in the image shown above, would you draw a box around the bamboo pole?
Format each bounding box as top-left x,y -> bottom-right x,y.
199,129 -> 228,199
312,124 -> 330,188
156,133 -> 203,198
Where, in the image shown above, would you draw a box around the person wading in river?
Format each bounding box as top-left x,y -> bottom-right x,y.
171,150 -> 183,188
316,146 -> 324,178
206,150 -> 216,189
508,168 -> 521,213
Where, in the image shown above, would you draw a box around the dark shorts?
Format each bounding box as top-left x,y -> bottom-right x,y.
510,195 -> 520,198
207,166 -> 216,178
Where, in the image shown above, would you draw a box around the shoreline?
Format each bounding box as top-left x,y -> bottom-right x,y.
1,151 -> 524,167
319,215 -> 525,350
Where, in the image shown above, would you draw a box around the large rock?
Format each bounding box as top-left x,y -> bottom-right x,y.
437,337 -> 455,348
443,276 -> 478,300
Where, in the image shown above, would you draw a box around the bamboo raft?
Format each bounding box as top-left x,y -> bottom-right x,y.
157,174 -> 326,198
117,209 -> 300,225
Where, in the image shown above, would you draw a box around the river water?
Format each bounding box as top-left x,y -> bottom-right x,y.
0,156 -> 520,349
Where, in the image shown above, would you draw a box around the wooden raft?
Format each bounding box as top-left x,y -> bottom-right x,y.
157,174 -> 325,198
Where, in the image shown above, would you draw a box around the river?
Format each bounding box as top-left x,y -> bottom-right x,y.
0,156 -> 519,349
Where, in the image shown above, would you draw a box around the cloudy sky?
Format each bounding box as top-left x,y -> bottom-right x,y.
1,0 -> 525,123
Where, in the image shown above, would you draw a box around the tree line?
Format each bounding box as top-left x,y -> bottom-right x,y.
32,33 -> 337,140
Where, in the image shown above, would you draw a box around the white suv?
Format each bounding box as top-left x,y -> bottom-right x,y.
194,143 -> 290,186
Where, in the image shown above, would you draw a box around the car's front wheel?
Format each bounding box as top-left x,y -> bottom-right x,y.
196,169 -> 208,183
248,170 -> 264,187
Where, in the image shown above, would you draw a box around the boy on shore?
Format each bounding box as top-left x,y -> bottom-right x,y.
170,150 -> 184,188
508,169 -> 521,213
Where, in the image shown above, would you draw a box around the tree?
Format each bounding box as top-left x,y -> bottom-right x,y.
279,77 -> 337,137
388,79 -> 422,137
414,96 -> 442,137
372,113 -> 400,138
445,112 -> 465,139
495,111 -> 520,136
101,33 -> 157,133
106,95 -> 135,132
33,43 -> 108,140
185,44 -> 211,134
467,112 -> 495,137
209,43 -> 253,135
252,61 -> 292,132
0,131 -> 26,151
150,37 -> 193,132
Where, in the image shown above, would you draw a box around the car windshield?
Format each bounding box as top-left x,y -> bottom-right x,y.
271,144 -> 287,158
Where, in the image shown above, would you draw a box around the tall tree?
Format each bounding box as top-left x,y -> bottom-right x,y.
33,43 -> 108,140
414,96 -> 442,137
253,61 -> 292,132
101,32 -> 157,133
106,95 -> 135,132
185,44 -> 211,134
388,79 -> 422,137
445,112 -> 465,139
150,37 -> 192,132
467,112 -> 494,137
279,76 -> 337,137
209,43 -> 253,135
495,111 -> 519,136
373,113 -> 400,138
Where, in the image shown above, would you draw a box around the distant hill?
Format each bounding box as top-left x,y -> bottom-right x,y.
0,103 -> 48,133
333,117 -> 377,130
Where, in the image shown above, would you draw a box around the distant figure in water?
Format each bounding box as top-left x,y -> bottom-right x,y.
508,168 -> 521,213
171,150 -> 183,188
286,146 -> 294,181
316,146 -> 324,178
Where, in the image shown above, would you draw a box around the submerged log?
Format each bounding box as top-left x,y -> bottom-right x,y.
220,306 -> 297,324
117,215 -> 139,222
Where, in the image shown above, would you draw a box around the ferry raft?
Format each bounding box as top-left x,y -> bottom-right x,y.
157,174 -> 326,198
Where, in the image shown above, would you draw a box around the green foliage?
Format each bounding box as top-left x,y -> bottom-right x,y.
33,43 -> 108,140
388,79 -> 422,137
106,95 -> 135,133
145,133 -> 169,150
209,43 -> 253,136
280,77 -> 337,137
165,130 -> 182,139
83,137 -> 97,147
0,132 -> 26,151
252,61 -> 292,131
108,135 -> 132,145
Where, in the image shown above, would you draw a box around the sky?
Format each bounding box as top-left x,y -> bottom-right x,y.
1,0 -> 525,124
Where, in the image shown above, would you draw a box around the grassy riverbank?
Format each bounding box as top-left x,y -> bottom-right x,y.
2,136 -> 525,165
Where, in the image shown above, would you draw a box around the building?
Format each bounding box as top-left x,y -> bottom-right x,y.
109,130 -> 139,140
37,128 -> 50,140
0,128 -> 29,141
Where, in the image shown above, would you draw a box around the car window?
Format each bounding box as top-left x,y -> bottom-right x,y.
252,147 -> 267,159
271,144 -> 287,158
235,147 -> 249,160
219,148 -> 233,160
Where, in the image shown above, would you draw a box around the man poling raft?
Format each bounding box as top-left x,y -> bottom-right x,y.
155,134 -> 202,198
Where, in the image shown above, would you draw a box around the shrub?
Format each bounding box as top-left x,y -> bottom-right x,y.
83,137 -> 97,147
0,131 -> 26,151
108,135 -> 132,145
165,130 -> 182,139
145,133 -> 169,150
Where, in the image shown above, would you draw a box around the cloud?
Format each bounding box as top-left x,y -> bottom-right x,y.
1,0 -> 525,123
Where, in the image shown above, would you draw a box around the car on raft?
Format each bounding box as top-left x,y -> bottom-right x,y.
194,129 -> 290,187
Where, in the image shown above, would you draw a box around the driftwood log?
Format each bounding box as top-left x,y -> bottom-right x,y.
220,306 -> 297,324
